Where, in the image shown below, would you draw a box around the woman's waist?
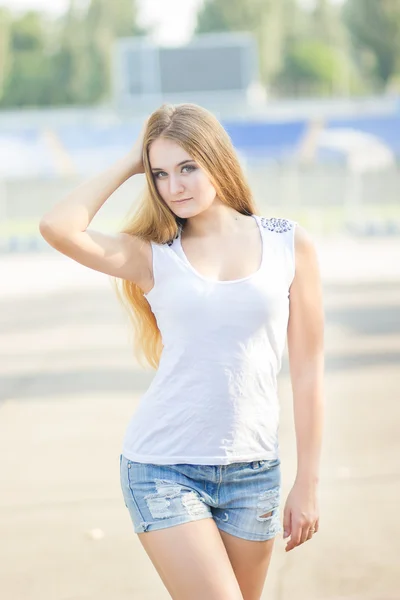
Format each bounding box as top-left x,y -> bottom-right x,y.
157,349 -> 279,375
151,365 -> 278,393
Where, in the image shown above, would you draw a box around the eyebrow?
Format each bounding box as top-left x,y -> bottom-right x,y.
151,159 -> 195,172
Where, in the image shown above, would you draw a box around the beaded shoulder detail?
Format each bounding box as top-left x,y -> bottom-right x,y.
260,217 -> 293,232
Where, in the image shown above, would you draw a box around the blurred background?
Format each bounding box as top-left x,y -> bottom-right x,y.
0,1 -> 399,599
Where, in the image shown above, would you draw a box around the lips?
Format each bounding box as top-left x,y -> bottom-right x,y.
174,198 -> 192,203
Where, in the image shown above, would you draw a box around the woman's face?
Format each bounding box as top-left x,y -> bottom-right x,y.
148,137 -> 217,217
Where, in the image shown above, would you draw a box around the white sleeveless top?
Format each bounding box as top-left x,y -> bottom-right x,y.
121,215 -> 297,465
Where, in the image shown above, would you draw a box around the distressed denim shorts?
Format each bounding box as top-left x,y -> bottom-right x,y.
119,454 -> 282,542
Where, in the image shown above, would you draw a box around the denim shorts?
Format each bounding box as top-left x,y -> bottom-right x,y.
119,454 -> 282,542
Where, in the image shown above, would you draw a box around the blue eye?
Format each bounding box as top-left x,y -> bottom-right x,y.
182,164 -> 196,173
154,164 -> 197,179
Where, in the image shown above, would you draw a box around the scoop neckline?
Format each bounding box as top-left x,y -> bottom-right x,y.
175,214 -> 265,285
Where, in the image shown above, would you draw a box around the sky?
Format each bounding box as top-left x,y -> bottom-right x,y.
0,0 -> 345,45
0,0 -> 203,44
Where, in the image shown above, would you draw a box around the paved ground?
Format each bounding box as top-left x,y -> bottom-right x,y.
0,237 -> 399,599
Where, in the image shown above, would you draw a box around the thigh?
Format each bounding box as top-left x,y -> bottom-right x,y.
212,459 -> 282,599
219,529 -> 275,600
138,519 -> 244,600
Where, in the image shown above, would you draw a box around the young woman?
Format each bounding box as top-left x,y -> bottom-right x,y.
39,103 -> 324,600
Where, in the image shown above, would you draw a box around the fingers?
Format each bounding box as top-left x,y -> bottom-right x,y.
285,521 -> 318,552
300,526 -> 310,545
285,523 -> 302,552
306,526 -> 314,541
283,508 -> 292,541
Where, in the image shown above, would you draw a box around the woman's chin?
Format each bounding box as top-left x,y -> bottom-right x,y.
171,203 -> 198,217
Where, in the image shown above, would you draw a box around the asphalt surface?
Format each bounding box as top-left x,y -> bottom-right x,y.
1,238 -> 399,600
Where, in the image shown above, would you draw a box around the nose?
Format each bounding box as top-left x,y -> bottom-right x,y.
168,174 -> 185,196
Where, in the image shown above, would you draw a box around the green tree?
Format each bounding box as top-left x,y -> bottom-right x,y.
195,0 -> 259,33
50,0 -> 144,105
276,39 -> 352,96
0,11 -> 54,106
343,0 -> 400,87
83,0 -> 144,102
0,9 -> 11,100
0,0 -> 145,107
274,0 -> 356,97
312,0 -> 345,45
195,0 -> 300,85
49,3 -> 84,104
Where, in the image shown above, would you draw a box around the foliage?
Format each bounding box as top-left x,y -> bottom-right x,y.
276,40 -> 347,96
0,0 -> 400,106
195,0 -> 369,97
343,0 -> 400,88
195,0 -> 299,84
0,0 -> 144,107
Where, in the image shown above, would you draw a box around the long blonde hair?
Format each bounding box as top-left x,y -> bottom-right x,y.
111,103 -> 258,369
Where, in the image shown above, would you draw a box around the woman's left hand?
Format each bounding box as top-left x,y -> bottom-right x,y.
282,480 -> 320,552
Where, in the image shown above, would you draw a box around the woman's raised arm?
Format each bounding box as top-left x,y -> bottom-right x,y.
38,121 -> 152,287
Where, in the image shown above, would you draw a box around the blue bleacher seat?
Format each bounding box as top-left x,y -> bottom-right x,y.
327,116 -> 400,156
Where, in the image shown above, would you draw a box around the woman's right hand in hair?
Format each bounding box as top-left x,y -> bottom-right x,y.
127,118 -> 149,175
